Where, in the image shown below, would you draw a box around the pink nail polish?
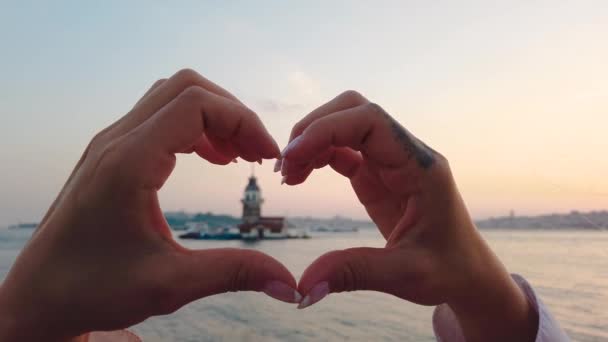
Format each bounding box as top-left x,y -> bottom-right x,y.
273,158 -> 282,173
297,281 -> 330,309
263,281 -> 302,304
281,135 -> 304,158
280,159 -> 290,176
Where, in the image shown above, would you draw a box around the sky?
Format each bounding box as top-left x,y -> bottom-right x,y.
0,1 -> 607,225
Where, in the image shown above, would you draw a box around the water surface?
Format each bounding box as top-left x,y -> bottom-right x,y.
0,229 -> 606,341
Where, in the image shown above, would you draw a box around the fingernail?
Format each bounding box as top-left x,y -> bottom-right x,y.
297,281 -> 330,309
281,175 -> 287,185
257,159 -> 263,165
263,281 -> 302,304
281,135 -> 304,158
232,158 -> 238,163
273,158 -> 282,173
280,158 -> 290,176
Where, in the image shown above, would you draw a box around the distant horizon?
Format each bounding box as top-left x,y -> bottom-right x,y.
166,207 -> 608,221
7,207 -> 608,228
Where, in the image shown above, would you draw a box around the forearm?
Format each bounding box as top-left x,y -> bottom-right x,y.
447,232 -> 538,342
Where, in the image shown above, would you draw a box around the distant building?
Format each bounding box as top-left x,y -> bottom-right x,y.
238,175 -> 288,239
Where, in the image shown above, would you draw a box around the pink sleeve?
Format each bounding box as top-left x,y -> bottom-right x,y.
432,274 -> 570,342
87,330 -> 141,342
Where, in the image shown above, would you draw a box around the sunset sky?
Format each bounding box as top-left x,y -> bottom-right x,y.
1,1 -> 607,226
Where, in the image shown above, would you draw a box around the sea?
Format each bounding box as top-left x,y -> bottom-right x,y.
0,228 -> 606,342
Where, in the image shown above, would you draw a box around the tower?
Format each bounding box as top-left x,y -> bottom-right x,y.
238,165 -> 287,239
241,175 -> 263,223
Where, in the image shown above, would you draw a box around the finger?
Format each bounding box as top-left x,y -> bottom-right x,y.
316,147 -> 405,239
280,149 -> 332,176
281,148 -> 362,185
193,135 -> 236,165
288,90 -> 369,143
162,249 -> 300,314
133,78 -> 167,108
120,86 -> 278,189
280,149 -> 332,185
283,127 -> 404,239
281,166 -> 313,186
281,147 -> 361,177
145,86 -> 278,157
297,247 -> 424,309
282,103 -> 437,170
107,69 -> 244,141
278,90 -> 368,174
206,134 -> 239,159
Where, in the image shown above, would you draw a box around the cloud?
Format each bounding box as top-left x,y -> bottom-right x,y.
253,69 -> 323,114
255,98 -> 307,113
287,70 -> 321,98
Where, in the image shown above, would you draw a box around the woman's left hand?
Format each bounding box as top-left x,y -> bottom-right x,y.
280,91 -> 538,342
0,69 -> 298,341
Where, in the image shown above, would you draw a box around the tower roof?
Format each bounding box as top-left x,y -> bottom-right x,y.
245,176 -> 260,192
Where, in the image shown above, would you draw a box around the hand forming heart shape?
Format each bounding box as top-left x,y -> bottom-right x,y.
0,69 -> 535,342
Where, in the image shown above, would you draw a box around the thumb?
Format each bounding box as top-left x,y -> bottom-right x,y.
297,247 -> 422,309
161,248 -> 300,314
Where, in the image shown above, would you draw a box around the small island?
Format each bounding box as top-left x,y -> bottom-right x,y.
175,173 -> 309,240
475,210 -> 608,230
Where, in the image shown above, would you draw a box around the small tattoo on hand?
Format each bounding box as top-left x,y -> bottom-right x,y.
383,111 -> 436,169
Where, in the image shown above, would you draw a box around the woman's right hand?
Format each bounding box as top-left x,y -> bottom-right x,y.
280,91 -> 539,342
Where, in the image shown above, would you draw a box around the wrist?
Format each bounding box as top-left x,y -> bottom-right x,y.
447,233 -> 538,342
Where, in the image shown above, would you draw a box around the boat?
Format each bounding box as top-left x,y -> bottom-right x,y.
240,228 -> 289,241
178,222 -> 241,240
8,223 -> 38,230
311,224 -> 358,233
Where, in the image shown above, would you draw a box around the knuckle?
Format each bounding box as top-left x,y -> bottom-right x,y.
436,152 -> 449,169
71,138 -> 133,210
230,262 -> 250,292
101,136 -> 127,159
341,249 -> 369,292
339,90 -> 367,105
173,68 -> 201,86
228,251 -> 257,292
303,119 -> 322,137
290,121 -> 305,137
95,130 -> 139,171
365,102 -> 386,116
153,78 -> 167,87
86,123 -> 118,154
177,85 -> 206,104
95,140 -> 128,177
321,249 -> 367,292
87,130 -> 108,153
436,156 -> 454,182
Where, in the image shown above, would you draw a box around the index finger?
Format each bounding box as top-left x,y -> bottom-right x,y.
283,102 -> 437,169
145,86 -> 278,158
108,69 -> 244,142
288,90 -> 369,142
116,86 -> 279,190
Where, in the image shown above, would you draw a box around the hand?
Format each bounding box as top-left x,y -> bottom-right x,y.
280,91 -> 538,342
0,69 -> 299,341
